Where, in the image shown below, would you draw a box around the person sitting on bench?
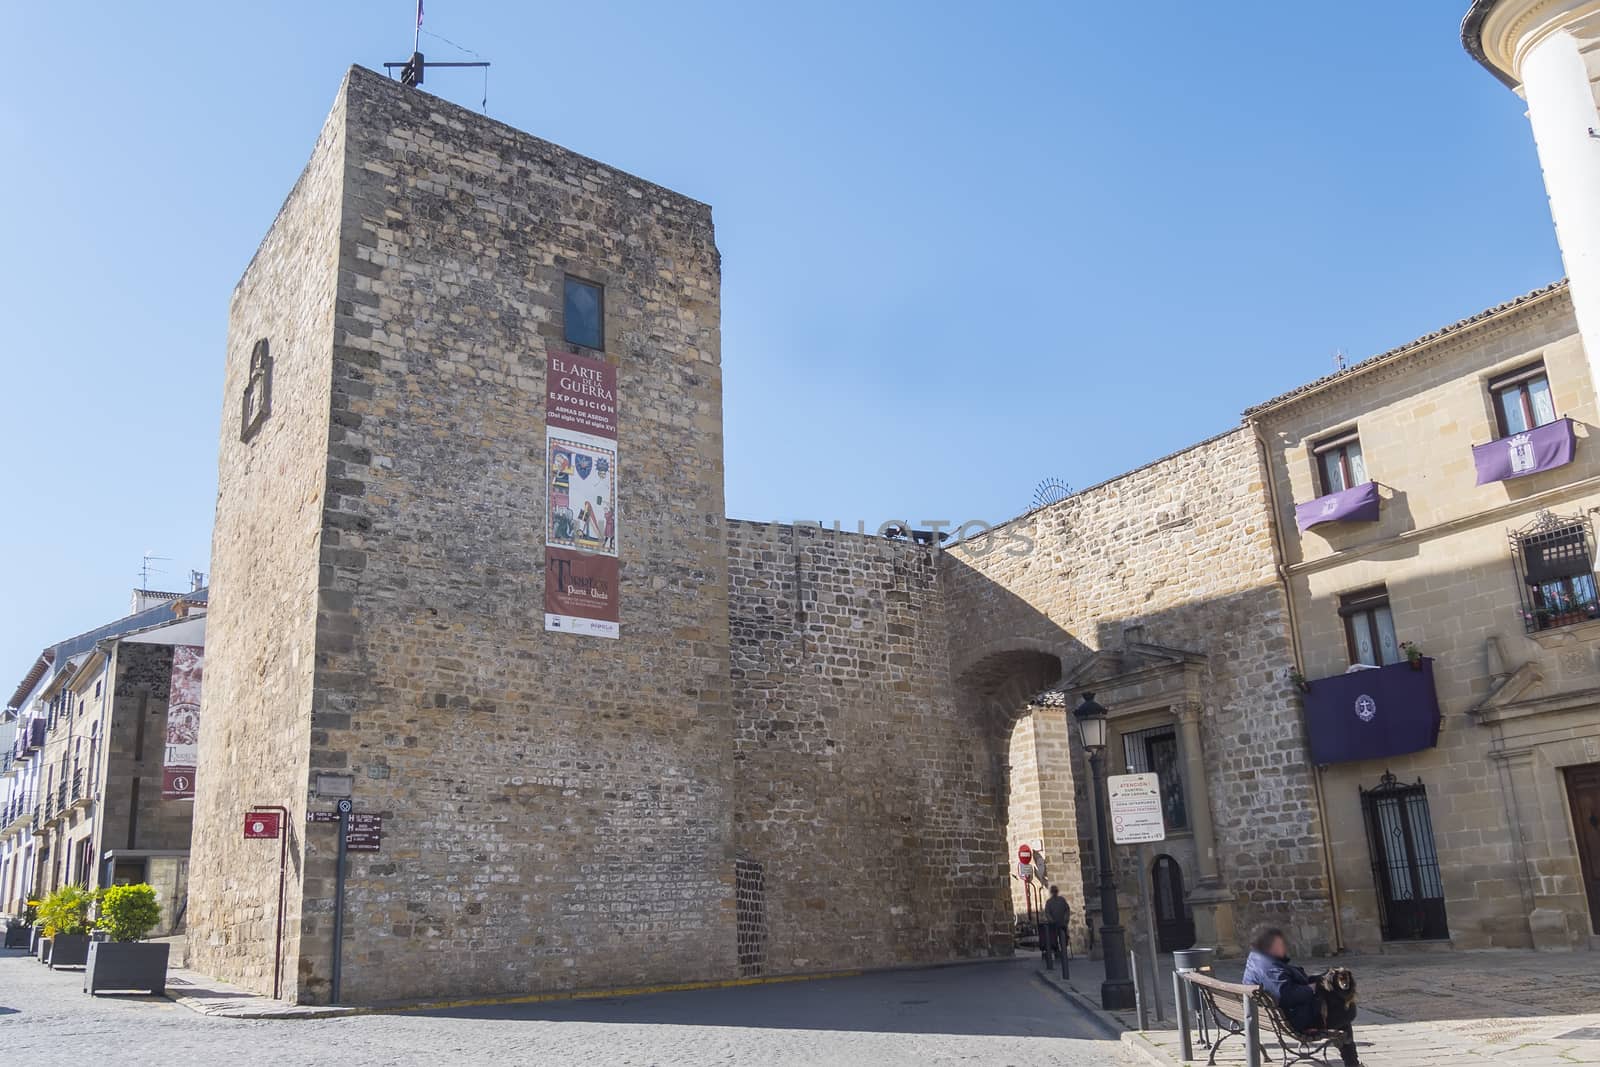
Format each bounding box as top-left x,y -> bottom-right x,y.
1242,925 -> 1360,1066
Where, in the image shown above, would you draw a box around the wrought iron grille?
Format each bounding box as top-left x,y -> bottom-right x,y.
1511,510 -> 1600,632
1360,772 -> 1449,941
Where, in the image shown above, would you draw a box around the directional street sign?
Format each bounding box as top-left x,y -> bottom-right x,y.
1107,772 -> 1167,844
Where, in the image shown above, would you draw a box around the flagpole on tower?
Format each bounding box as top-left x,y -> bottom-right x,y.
413,0 -> 422,55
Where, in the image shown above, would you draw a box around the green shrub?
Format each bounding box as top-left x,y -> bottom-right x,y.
37,885 -> 95,936
97,884 -> 162,942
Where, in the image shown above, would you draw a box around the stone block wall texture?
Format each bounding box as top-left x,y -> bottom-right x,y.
294,67 -> 726,1003
727,521 -> 1002,973
187,79 -> 346,994
941,428 -> 1336,953
1258,286 -> 1600,950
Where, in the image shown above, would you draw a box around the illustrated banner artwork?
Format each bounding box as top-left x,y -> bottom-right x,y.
545,348 -> 620,638
163,644 -> 203,799
1473,417 -> 1575,485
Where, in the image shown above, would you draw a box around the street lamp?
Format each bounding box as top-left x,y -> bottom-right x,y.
1073,691 -> 1136,1012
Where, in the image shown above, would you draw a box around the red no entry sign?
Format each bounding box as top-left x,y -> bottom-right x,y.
1017,843 -> 1033,865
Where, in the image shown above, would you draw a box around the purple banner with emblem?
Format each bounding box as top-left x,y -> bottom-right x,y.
1295,480 -> 1380,532
1302,659 -> 1441,765
1473,417 -> 1575,485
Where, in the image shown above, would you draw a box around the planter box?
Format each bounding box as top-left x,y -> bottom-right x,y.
49,933 -> 91,968
29,925 -> 41,955
4,922 -> 29,949
84,941 -> 169,996
37,936 -> 52,964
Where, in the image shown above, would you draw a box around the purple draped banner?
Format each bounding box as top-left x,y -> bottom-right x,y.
1302,659 -> 1441,765
1295,480 -> 1380,532
1473,417 -> 1575,485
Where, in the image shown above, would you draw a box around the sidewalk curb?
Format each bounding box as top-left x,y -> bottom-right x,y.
1120,1030 -> 1180,1066
1031,968 -> 1129,1041
163,955 -> 1022,1020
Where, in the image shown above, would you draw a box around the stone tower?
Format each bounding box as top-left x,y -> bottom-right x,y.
188,66 -> 730,1003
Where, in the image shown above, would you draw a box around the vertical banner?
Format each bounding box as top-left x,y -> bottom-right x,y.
544,348 -> 620,638
163,644 -> 203,799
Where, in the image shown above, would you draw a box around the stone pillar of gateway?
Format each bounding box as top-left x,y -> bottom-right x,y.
1465,1 -> 1600,386
1039,634 -> 1239,958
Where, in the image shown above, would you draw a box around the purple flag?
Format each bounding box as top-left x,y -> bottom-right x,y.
1295,480 -> 1380,532
1303,659 -> 1441,765
1473,417 -> 1575,485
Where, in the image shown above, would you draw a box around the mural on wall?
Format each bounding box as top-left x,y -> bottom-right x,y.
544,348 -> 620,638
163,644 -> 203,799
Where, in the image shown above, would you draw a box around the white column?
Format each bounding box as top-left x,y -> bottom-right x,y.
1523,28 -> 1600,382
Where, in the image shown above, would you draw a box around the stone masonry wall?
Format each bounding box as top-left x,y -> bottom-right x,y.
187,80 -> 345,994
727,521 -> 1002,974
292,67 -> 731,1003
942,428 -> 1337,954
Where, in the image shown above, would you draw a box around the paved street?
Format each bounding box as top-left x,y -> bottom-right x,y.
0,951 -> 1124,1066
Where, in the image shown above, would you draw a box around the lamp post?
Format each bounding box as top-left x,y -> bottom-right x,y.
1073,691 -> 1136,1011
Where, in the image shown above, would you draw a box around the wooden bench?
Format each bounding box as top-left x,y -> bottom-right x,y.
1177,970 -> 1351,1066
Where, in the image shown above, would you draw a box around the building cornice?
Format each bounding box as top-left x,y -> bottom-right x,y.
1464,0 -> 1600,88
1245,281 -> 1570,420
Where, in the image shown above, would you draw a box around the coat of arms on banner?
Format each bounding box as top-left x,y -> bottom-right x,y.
547,433 -> 618,557
1508,432 -> 1535,475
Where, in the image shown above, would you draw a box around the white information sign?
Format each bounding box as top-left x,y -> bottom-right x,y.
1107,772 -> 1167,844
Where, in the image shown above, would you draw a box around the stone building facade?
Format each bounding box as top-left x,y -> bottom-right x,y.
186,62 -> 1598,1006
1252,282 -> 1600,951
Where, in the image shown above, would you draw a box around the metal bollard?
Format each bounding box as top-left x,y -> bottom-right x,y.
1173,969 -> 1192,1062
1243,994 -> 1262,1067
1172,946 -> 1215,1020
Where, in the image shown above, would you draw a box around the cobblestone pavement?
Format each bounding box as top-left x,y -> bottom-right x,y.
1040,948 -> 1600,1066
0,951 -> 1125,1066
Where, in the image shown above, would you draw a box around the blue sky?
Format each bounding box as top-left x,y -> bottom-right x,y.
0,1 -> 1562,687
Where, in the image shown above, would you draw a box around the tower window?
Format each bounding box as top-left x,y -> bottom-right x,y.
241,338 -> 272,442
563,276 -> 604,351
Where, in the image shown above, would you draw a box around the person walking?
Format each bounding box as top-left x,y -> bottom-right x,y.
1043,884 -> 1070,962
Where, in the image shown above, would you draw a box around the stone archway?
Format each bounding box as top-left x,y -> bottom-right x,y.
951,647 -> 1086,955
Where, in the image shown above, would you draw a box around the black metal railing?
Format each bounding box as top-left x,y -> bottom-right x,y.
1512,511 -> 1600,632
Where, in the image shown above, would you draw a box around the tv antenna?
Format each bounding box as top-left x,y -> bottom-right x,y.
384,1 -> 490,107
1334,348 -> 1348,372
139,551 -> 171,590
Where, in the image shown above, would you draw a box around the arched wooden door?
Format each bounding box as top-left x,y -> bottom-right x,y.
1152,854 -> 1196,952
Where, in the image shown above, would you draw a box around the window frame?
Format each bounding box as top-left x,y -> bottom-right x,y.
1489,362 -> 1556,439
1339,585 -> 1399,667
1312,429 -> 1366,496
562,275 -> 605,352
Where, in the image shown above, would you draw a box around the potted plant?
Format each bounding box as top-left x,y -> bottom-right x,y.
38,885 -> 95,968
1399,642 -> 1424,670
6,899 -> 36,949
84,884 -> 168,996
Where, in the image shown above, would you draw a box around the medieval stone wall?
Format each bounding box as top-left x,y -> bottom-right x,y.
941,428 -> 1337,954
187,80 -> 345,994
287,66 -> 732,1003
727,520 -> 1004,974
